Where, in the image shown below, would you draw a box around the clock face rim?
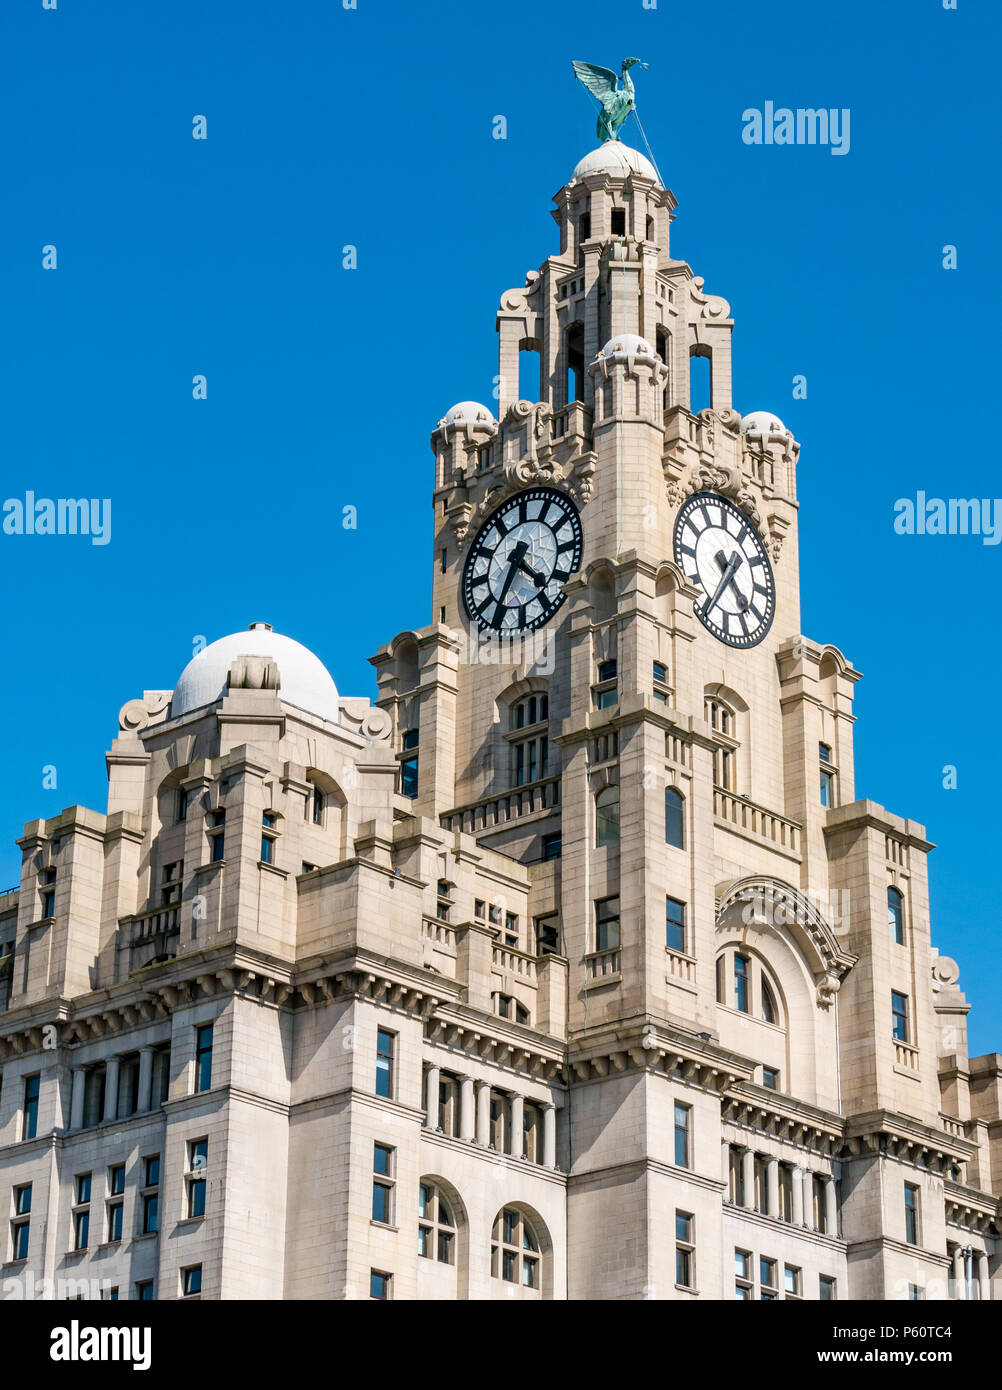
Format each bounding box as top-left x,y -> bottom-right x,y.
672,491 -> 776,649
461,486 -> 583,634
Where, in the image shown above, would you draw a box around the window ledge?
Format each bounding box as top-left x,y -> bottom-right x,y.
194,860 -> 225,876
132,1231 -> 158,1243
370,1220 -> 399,1233
257,860 -> 289,879
174,1216 -> 205,1231
675,1283 -> 699,1295
95,1240 -> 121,1251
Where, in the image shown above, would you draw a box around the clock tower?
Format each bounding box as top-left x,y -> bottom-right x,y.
368,135 -> 995,1300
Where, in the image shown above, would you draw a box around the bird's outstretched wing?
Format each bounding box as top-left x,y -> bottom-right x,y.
571,60 -> 619,101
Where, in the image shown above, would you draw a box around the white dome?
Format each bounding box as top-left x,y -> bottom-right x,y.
742,410 -> 791,438
571,142 -> 659,185
171,623 -> 339,724
442,401 -> 495,428
597,333 -> 654,359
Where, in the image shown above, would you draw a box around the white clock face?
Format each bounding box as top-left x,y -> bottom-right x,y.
462,487 -> 583,632
673,493 -> 775,648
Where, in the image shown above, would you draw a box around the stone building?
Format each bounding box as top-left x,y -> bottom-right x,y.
0,139 -> 997,1302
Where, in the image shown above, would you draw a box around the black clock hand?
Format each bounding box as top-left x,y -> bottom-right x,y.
516,558 -> 547,588
703,550 -> 745,616
496,541 -> 529,605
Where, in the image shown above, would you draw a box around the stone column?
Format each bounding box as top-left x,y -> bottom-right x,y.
424,1064 -> 440,1130
952,1246 -> 966,1300
459,1075 -> 475,1141
137,1046 -> 155,1113
70,1068 -> 86,1130
977,1251 -> 989,1301
103,1056 -> 120,1124
792,1166 -> 805,1227
742,1148 -> 755,1209
543,1104 -> 556,1169
721,1139 -> 732,1187
476,1081 -> 491,1145
767,1158 -> 780,1218
824,1177 -> 838,1236
801,1169 -> 815,1227
510,1093 -> 524,1159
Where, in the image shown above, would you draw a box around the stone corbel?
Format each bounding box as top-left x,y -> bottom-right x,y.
766,512 -> 790,562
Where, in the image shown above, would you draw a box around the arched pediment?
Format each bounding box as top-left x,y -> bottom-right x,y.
716,875 -> 857,1008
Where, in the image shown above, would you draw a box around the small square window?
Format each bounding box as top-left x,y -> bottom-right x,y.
597,659 -> 617,682
181,1265 -> 202,1297
542,833 -> 562,861
402,729 -> 419,750
653,660 -> 668,684
370,1270 -> 392,1300
762,1066 -> 779,1090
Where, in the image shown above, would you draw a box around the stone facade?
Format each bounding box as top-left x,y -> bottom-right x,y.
0,143 -> 997,1302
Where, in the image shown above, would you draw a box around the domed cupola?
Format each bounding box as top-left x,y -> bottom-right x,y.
170,622 -> 340,724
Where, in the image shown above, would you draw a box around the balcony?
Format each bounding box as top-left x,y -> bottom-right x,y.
713,788 -> 801,859
584,946 -> 621,986
118,904 -> 181,975
440,775 -> 560,837
492,943 -> 537,983
893,1039 -> 920,1072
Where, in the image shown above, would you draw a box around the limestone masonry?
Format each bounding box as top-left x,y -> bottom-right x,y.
0,141 -> 996,1301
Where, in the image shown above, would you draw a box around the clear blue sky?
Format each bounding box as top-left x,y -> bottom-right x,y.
2,0 -> 998,1053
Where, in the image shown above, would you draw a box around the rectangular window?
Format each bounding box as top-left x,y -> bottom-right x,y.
210,832 -> 225,862
107,1164 -> 125,1242
820,768 -> 834,807
504,911 -> 519,946
160,861 -> 183,906
542,833 -> 562,861
72,1172 -> 92,1251
734,955 -> 750,1013
260,813 -> 277,864
187,1139 -> 208,1218
135,1280 -> 154,1301
595,687 -> 617,710
595,897 -> 620,952
535,914 -> 560,956
402,729 -> 419,750
195,1024 -> 214,1092
181,1265 -> 202,1297
735,1249 -> 752,1299
653,660 -> 668,684
666,896 -> 686,953
141,1154 -> 160,1235
42,889 -> 56,919
370,1270 -> 392,1300
610,207 -> 626,235
11,1183 -> 31,1260
904,1182 -> 920,1245
760,1257 -> 778,1300
372,1143 -> 395,1225
820,1275 -> 837,1301
675,1211 -> 694,1289
908,1284 -> 925,1300
375,1028 -> 395,1098
784,1264 -> 802,1299
891,991 -> 910,1043
400,756 -> 419,798
597,660 -> 617,682
22,1074 -> 40,1140
673,1102 -> 691,1168
762,1066 -> 779,1090
177,787 -> 189,822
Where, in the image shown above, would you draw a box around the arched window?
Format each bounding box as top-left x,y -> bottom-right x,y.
566,322 -> 585,405
595,785 -> 620,846
491,1208 -> 540,1288
888,887 -> 905,945
689,346 -> 712,413
665,787 -> 684,848
656,326 -> 671,411
508,690 -> 549,788
418,1182 -> 455,1265
761,977 -> 778,1024
705,696 -> 739,791
715,948 -> 785,1029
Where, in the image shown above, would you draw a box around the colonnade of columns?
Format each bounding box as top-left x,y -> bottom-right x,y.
723,1140 -> 839,1235
423,1063 -> 557,1168
69,1046 -> 159,1130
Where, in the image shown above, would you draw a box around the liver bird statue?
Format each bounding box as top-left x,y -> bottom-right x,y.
572,58 -> 648,143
